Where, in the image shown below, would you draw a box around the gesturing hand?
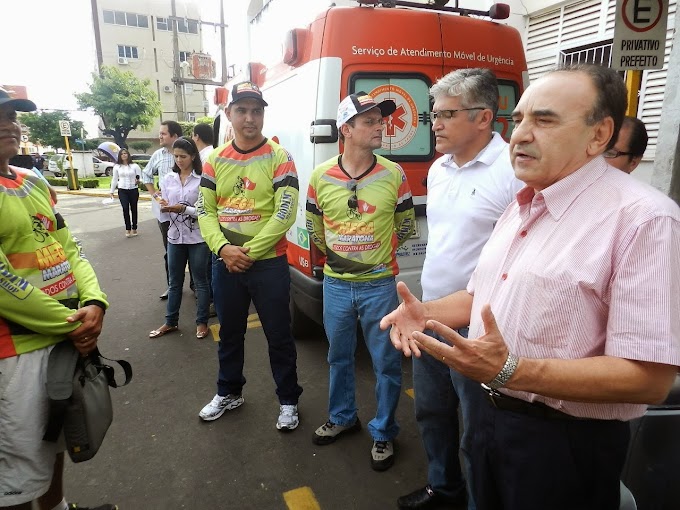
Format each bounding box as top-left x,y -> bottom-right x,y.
379,281 -> 427,357
413,304 -> 510,384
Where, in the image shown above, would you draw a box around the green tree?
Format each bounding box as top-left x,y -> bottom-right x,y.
20,111 -> 86,150
178,120 -> 196,137
75,66 -> 161,148
129,140 -> 153,153
84,138 -> 108,151
178,117 -> 213,138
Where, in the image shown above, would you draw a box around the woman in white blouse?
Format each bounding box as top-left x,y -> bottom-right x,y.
110,149 -> 142,238
149,137 -> 210,339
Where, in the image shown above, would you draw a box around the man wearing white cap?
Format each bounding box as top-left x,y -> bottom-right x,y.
307,91 -> 415,471
0,88 -> 115,510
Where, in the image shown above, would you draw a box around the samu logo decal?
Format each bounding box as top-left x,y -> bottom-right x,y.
370,84 -> 418,151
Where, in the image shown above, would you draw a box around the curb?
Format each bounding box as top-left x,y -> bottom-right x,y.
56,189 -> 153,201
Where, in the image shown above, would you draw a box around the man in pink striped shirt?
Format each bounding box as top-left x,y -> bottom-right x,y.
381,64 -> 680,510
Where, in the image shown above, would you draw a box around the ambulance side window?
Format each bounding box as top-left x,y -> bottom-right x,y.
352,75 -> 433,162
496,82 -> 519,142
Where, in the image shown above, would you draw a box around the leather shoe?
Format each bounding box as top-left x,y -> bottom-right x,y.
159,289 -> 169,300
397,485 -> 466,510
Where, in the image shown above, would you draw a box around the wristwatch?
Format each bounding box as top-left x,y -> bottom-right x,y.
487,352 -> 519,389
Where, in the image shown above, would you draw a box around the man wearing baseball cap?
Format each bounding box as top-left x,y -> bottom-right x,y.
197,81 -> 303,431
0,87 -> 115,510
306,91 -> 415,471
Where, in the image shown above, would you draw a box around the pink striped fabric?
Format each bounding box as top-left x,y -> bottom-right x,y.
468,157 -> 680,420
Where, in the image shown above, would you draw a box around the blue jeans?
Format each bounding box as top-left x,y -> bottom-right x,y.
413,329 -> 477,509
166,242 -> 210,327
323,275 -> 401,441
212,255 -> 302,405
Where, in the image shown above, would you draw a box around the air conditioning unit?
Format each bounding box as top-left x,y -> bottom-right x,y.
117,57 -> 128,65
163,85 -> 173,93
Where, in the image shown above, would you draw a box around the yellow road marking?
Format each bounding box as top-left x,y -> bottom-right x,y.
209,314 -> 262,341
406,388 -> 415,399
283,487 -> 321,510
209,324 -> 221,342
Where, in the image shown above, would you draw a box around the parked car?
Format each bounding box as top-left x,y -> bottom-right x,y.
92,156 -> 114,177
131,154 -> 151,163
47,154 -> 72,177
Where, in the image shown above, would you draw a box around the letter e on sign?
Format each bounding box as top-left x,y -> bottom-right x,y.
59,121 -> 71,137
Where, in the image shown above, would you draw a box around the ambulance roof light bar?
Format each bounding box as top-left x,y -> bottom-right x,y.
355,1 -> 510,20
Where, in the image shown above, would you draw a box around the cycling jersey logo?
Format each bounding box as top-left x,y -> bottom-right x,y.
32,214 -> 51,242
233,176 -> 256,196
347,199 -> 376,220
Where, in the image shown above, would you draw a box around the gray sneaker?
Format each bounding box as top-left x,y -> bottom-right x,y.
276,404 -> 299,431
312,419 -> 361,445
199,394 -> 244,421
371,440 -> 395,471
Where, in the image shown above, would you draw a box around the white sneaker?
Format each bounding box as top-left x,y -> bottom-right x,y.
199,394 -> 244,421
276,404 -> 299,431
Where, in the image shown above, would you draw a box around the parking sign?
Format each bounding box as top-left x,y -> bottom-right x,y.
612,0 -> 669,70
59,120 -> 72,137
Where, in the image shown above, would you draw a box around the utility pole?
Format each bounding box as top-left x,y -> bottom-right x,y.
220,0 -> 228,83
171,0 -> 185,121
90,0 -> 103,74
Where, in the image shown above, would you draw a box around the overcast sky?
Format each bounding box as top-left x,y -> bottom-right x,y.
2,0 -> 247,137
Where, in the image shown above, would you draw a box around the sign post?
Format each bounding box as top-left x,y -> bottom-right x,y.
59,121 -> 79,190
612,0 -> 669,115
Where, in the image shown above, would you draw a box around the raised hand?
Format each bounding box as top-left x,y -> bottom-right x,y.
413,304 -> 510,384
379,281 -> 427,357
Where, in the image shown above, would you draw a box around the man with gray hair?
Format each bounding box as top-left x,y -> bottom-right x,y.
396,68 -> 522,510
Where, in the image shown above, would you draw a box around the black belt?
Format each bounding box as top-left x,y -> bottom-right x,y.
482,384 -> 580,421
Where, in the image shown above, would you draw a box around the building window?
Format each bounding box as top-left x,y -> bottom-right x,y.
103,10 -> 149,29
176,18 -> 199,34
559,41 -> 613,67
157,17 -> 169,31
118,45 -> 139,59
179,51 -> 191,63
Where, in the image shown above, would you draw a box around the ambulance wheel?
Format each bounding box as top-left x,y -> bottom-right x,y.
290,298 -> 317,339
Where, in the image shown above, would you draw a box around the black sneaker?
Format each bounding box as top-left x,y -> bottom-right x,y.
312,418 -> 361,445
68,504 -> 118,510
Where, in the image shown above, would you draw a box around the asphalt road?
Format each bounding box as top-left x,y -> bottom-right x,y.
57,194 -> 431,510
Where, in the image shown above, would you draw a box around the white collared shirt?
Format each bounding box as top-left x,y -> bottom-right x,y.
421,132 -> 523,302
142,147 -> 174,186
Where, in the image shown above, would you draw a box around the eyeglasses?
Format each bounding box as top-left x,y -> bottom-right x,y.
603,149 -> 634,159
359,118 -> 386,127
429,107 -> 485,123
347,181 -> 358,210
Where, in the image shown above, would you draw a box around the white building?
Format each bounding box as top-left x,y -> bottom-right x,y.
93,0 -> 209,145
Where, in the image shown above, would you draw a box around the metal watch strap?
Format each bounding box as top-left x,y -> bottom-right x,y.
487,353 -> 519,390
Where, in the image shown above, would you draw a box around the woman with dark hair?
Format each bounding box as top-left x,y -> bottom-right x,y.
149,137 -> 211,339
110,148 -> 141,237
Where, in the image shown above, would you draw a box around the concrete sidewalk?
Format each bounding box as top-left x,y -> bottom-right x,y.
55,185 -> 153,201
